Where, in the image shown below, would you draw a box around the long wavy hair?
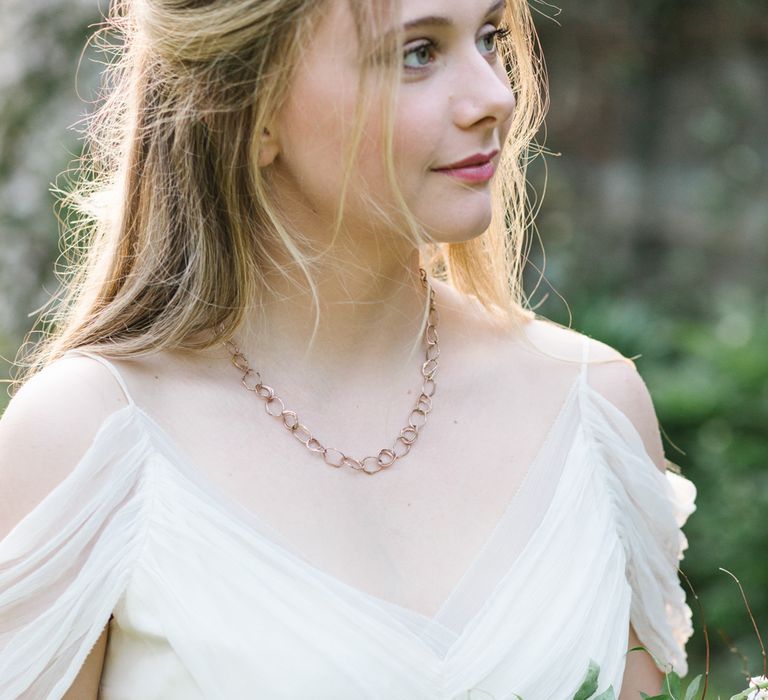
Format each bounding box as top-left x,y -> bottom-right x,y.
10,0 -> 550,393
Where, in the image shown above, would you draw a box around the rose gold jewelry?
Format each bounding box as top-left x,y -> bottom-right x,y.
223,268 -> 438,475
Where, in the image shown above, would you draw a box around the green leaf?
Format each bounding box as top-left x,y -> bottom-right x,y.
592,684 -> 617,699
683,675 -> 703,700
573,659 -> 600,700
662,670 -> 682,699
628,645 -> 649,653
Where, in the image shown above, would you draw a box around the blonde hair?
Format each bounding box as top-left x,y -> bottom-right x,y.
10,0 -> 549,393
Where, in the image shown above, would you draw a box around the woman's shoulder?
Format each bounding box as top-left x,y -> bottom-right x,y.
521,318 -> 666,472
517,316 -> 625,366
0,352 -> 133,541
462,303 -> 667,472
434,278 -> 623,364
1,350 -> 133,437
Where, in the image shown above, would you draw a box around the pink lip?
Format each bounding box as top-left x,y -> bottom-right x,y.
434,149 -> 499,170
431,149 -> 499,183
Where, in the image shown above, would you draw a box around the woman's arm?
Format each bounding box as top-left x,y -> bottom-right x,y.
0,356 -> 129,698
62,622 -> 110,700
619,622 -> 665,699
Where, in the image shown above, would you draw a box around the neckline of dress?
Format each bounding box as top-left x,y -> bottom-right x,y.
112,370 -> 585,642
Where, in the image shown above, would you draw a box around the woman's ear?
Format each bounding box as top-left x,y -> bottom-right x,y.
258,126 -> 280,168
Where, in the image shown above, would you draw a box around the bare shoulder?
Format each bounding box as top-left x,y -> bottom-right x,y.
428,284 -> 656,427
520,317 -> 667,472
0,353 -> 131,540
520,316 -> 624,364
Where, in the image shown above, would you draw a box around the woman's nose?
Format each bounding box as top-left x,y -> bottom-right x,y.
450,51 -> 517,129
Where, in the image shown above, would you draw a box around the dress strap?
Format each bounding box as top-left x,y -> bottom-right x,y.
579,334 -> 590,386
63,349 -> 136,407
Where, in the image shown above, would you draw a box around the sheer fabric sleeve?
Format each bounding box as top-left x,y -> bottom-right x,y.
578,347 -> 697,677
0,407 -> 151,699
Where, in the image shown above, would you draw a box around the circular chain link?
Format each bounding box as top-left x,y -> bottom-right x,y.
223,268 -> 438,475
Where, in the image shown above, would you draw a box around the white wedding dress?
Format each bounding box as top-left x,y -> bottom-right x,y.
0,334 -> 696,700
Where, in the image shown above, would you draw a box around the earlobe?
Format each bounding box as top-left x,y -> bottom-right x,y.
258,126 -> 280,168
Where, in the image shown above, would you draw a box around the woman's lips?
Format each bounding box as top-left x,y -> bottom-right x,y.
431,160 -> 496,183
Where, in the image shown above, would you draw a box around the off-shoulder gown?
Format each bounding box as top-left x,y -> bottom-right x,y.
0,334 -> 697,699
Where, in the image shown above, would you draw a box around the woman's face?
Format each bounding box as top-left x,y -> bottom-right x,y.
262,0 -> 517,247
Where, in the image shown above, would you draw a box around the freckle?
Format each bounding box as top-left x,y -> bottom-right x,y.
453,419 -> 458,424
154,375 -> 159,380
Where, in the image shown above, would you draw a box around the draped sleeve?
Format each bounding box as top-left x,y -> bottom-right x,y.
578,352 -> 697,678
0,406 -> 151,699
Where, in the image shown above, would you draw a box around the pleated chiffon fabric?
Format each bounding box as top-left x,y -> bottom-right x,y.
0,335 -> 696,700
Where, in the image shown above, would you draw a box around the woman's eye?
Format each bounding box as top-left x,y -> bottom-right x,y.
403,25 -> 511,72
403,42 -> 435,70
483,25 -> 511,52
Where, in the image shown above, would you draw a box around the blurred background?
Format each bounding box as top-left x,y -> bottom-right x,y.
0,0 -> 765,695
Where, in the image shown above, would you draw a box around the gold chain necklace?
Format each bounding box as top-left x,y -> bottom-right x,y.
223,268 -> 439,475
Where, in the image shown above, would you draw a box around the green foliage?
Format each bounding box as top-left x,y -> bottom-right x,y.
640,669 -> 703,700
571,658 -> 706,700
573,658 -> 602,699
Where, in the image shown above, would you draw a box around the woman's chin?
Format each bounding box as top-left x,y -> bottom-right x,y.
424,217 -> 493,245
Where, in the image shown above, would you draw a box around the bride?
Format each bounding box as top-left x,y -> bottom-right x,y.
0,0 -> 696,698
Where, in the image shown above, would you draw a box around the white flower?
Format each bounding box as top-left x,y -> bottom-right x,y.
747,675 -> 768,700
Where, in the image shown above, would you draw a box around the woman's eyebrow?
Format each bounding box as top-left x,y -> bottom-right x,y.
368,0 -> 506,57
402,0 -> 506,31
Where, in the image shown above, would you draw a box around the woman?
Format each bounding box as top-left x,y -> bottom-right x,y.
0,0 -> 696,698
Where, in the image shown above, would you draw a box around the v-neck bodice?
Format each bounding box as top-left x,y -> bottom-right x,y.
0,336 -> 697,700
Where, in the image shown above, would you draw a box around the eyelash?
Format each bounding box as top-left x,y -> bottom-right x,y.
403,25 -> 512,72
